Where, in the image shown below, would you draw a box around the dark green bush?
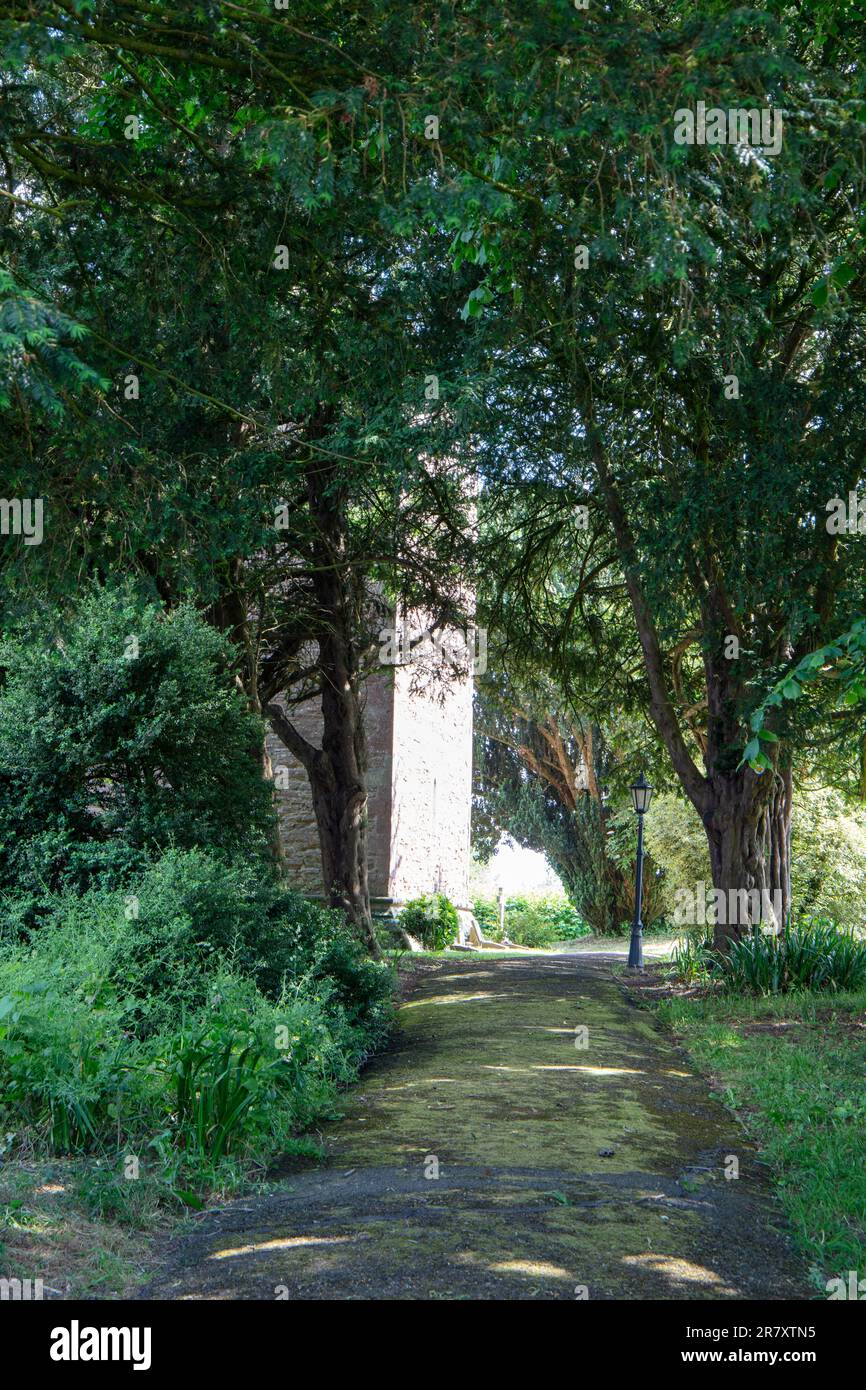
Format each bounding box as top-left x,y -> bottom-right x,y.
264,894 -> 395,1053
0,587 -> 395,1213
0,584 -> 275,925
400,894 -> 459,951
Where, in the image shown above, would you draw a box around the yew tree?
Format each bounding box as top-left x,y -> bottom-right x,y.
0,0 -> 475,949
408,1 -> 866,943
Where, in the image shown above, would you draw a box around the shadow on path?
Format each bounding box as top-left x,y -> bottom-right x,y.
141,954 -> 809,1300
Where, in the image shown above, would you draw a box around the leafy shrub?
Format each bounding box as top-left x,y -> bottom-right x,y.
671,920 -> 866,996
9,849 -> 393,1051
0,956 -> 153,1153
473,894 -> 590,948
268,898 -> 394,1054
472,895 -> 500,937
0,880 -> 394,1190
717,921 -> 866,995
0,583 -> 275,925
55,851 -> 271,1037
0,588 -> 396,1216
163,1023 -> 289,1163
671,926 -> 715,987
399,894 -> 459,951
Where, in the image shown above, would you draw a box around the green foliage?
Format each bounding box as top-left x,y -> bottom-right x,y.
0,885 -> 394,1194
744,618 -> 866,771
0,267 -> 109,416
0,970 -> 138,1153
0,585 -> 275,921
647,787 -> 866,931
656,987 -> 866,1282
474,683 -> 668,934
165,1023 -> 289,1164
789,787 -> 866,928
671,927 -> 715,989
473,893 -> 589,948
718,922 -> 866,996
270,896 -> 395,1050
450,2 -> 866,894
471,894 -> 499,937
399,894 -> 459,951
0,849 -> 393,1047
642,794 -> 713,918
671,920 -> 866,996
90,850 -> 281,1036
0,454 -> 395,1211
504,896 -> 588,949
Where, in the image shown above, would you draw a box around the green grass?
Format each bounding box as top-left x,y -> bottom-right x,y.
656,987 -> 866,1288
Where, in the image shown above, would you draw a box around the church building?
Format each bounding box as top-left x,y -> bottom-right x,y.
266,624 -> 475,928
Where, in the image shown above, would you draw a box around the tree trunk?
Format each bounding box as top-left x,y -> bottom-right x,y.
588,428 -> 794,955
263,445 -> 380,958
704,767 -> 792,950
267,694 -> 379,957
312,671 -> 376,955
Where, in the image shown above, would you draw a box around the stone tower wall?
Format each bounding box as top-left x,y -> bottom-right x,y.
265,651 -> 473,914
388,656 -> 473,911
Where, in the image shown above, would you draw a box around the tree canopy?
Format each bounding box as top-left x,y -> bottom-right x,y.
3,1 -> 866,947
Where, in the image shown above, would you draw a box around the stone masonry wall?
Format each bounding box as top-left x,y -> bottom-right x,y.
388,653 -> 473,911
265,674 -> 395,899
265,644 -> 473,913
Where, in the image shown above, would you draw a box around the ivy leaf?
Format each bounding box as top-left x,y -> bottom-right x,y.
811,280 -> 829,307
830,261 -> 856,288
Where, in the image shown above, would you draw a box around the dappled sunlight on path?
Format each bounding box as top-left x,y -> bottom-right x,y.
141,954 -> 809,1301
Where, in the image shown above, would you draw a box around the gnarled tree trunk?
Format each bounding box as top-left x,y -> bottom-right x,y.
590,429 -> 793,954
704,765 -> 791,949
264,449 -> 380,958
266,683 -> 378,958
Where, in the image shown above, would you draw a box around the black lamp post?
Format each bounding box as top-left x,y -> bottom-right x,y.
628,772 -> 654,968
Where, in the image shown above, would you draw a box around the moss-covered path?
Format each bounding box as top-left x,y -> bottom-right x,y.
142,955 -> 809,1300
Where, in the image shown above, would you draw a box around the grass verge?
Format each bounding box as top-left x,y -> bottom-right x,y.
0,1158 -> 163,1298
651,980 -> 866,1290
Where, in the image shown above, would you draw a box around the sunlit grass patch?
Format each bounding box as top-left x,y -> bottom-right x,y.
656,987 -> 866,1288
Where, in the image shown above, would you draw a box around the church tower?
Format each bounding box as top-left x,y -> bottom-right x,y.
265,623 -> 475,927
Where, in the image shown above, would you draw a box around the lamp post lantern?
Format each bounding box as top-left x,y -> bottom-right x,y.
628,772 -> 654,969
